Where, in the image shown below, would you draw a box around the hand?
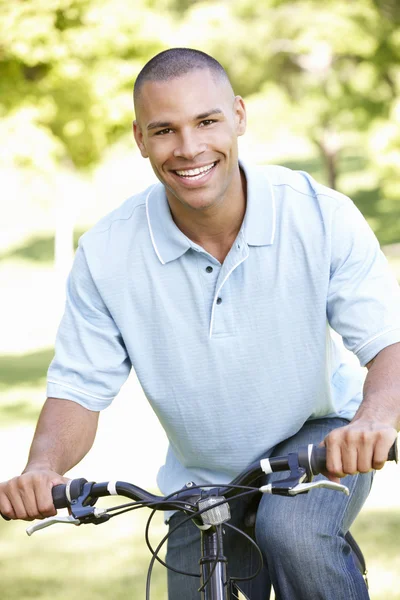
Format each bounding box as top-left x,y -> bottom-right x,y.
321,420 -> 397,483
0,469 -> 69,521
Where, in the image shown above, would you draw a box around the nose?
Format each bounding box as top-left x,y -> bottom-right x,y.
173,130 -> 207,160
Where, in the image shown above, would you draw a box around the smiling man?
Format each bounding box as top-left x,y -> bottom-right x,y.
1,48 -> 400,600
133,60 -> 247,263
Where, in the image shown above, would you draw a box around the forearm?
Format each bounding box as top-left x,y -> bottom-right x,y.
354,341 -> 400,430
324,342 -> 400,479
23,397 -> 99,475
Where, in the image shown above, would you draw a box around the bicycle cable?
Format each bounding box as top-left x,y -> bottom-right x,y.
105,499 -> 192,519
144,483 -> 261,575
144,486 -> 261,600
223,521 -> 264,583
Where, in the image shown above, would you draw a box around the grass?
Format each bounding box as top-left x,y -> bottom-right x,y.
0,503 -> 398,599
352,509 -> 400,599
0,504 -> 168,600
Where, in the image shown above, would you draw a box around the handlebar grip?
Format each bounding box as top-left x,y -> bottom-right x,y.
52,484 -> 69,509
388,440 -> 398,462
52,477 -> 88,509
311,439 -> 398,475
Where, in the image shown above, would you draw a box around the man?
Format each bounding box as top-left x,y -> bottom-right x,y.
1,48 -> 400,599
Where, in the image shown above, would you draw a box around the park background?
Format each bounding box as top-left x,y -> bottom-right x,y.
1,0 -> 400,598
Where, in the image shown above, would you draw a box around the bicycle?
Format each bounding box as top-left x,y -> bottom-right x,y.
5,442 -> 398,599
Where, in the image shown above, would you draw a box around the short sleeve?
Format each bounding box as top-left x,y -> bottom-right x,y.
327,200 -> 400,366
47,245 -> 131,410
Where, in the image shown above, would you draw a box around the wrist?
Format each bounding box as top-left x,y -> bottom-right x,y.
22,461 -> 56,475
351,409 -> 399,431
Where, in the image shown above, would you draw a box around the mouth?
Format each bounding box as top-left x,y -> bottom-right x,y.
172,161 -> 218,184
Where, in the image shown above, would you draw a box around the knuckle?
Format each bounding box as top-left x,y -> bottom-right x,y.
14,509 -> 29,521
39,502 -> 56,518
16,476 -> 28,492
326,429 -> 342,444
1,507 -> 15,520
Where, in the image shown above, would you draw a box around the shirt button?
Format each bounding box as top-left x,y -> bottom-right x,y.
206,266 -> 213,273
216,297 -> 222,305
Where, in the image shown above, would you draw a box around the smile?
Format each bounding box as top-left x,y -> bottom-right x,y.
174,162 -> 217,180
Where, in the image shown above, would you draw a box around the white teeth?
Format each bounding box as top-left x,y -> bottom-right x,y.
176,163 -> 215,177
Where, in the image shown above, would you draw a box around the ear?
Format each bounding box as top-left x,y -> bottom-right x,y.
133,120 -> 149,158
234,96 -> 246,137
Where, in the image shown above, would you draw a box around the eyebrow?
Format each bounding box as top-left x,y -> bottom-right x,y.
147,108 -> 223,131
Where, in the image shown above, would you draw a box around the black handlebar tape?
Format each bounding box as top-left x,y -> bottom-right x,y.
311,440 -> 398,475
388,440 -> 398,462
51,484 -> 68,509
52,478 -> 88,509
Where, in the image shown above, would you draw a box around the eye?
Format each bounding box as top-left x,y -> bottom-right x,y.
154,128 -> 174,136
199,119 -> 216,127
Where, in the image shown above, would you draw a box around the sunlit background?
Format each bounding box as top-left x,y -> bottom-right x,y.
1,1 -> 400,598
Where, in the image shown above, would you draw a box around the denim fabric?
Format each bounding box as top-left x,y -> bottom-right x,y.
166,418 -> 372,599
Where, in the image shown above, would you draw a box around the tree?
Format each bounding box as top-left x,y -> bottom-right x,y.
179,0 -> 400,190
0,0 -> 171,284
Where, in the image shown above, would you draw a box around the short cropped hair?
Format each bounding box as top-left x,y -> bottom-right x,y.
134,48 -> 231,108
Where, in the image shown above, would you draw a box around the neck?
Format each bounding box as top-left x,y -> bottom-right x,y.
167,167 -> 247,260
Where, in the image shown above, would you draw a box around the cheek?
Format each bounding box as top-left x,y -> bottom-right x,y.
147,140 -> 174,165
208,127 -> 236,150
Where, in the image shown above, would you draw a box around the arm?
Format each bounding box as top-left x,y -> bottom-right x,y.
24,397 -> 99,474
324,342 -> 400,480
0,398 -> 99,520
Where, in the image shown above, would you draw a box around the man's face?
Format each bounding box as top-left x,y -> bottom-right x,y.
133,69 -> 246,212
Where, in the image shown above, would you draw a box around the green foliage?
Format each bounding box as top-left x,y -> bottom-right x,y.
1,0 -> 400,238
0,229 -> 85,263
0,0 -> 170,169
192,0 -> 400,191
0,348 -> 53,388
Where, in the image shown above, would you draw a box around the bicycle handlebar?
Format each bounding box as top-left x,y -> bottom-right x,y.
50,440 -> 398,510
1,440 -> 398,524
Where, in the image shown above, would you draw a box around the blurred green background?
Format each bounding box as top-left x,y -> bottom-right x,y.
1,0 -> 400,598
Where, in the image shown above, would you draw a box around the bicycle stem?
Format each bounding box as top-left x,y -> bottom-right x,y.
200,525 -> 228,600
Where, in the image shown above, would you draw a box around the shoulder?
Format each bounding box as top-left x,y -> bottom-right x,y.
262,164 -> 350,211
78,184 -> 158,250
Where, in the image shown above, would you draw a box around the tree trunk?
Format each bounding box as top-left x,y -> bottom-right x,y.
313,131 -> 340,190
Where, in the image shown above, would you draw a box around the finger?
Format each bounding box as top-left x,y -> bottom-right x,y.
373,435 -> 396,470
340,437 -> 359,475
356,439 -> 374,474
13,479 -> 41,520
0,495 -> 16,520
33,479 -> 57,518
6,488 -> 34,521
324,437 -> 345,480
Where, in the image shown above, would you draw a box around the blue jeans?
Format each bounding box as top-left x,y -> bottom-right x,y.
166,418 -> 373,599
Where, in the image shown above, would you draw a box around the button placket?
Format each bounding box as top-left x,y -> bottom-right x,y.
210,241 -> 249,337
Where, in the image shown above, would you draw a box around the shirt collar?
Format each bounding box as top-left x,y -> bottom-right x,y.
146,159 -> 276,264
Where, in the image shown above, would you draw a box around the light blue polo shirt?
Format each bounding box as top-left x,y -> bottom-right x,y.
47,161 -> 400,496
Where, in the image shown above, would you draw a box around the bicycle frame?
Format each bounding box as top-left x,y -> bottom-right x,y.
200,525 -> 229,600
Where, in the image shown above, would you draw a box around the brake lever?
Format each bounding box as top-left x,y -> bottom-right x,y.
288,481 -> 350,496
26,506 -> 109,536
260,480 -> 350,496
26,515 -> 80,536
